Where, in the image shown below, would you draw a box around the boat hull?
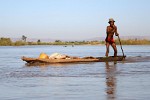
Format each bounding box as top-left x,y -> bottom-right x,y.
22,56 -> 126,65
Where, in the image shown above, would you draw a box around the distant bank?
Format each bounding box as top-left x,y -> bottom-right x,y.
11,36 -> 150,42
0,37 -> 150,46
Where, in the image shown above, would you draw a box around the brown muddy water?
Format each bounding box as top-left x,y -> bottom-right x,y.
0,45 -> 150,100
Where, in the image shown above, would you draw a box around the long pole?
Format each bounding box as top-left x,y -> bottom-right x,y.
117,35 -> 125,57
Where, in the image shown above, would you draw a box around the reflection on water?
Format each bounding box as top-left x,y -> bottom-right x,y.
105,62 -> 117,100
25,62 -> 96,67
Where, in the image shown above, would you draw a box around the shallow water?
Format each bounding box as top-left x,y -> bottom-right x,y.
0,45 -> 150,100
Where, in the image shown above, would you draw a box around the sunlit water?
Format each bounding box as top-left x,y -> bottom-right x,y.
0,45 -> 150,100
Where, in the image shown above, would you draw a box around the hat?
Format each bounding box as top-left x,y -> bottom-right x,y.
108,18 -> 115,23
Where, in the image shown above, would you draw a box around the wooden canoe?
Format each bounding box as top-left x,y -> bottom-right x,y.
22,56 -> 126,65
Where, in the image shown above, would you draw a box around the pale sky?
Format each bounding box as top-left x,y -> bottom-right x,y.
0,0 -> 150,40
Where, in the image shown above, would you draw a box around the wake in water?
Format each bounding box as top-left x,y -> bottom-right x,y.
123,56 -> 150,63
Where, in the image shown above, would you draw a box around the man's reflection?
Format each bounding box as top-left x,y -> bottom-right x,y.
105,62 -> 117,100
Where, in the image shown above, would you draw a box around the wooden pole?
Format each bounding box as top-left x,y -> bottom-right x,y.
118,35 -> 125,57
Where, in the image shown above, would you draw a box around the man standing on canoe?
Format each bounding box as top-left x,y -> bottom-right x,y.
105,18 -> 119,57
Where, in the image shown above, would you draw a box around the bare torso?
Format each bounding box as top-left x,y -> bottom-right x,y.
106,25 -> 118,38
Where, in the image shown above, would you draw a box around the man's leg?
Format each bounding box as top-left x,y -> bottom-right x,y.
105,42 -> 110,57
111,43 -> 117,57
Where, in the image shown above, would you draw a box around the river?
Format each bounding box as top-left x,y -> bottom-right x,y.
0,45 -> 150,100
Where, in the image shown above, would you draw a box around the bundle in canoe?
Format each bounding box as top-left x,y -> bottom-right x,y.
22,56 -> 126,64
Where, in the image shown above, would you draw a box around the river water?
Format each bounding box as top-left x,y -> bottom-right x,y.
0,45 -> 150,100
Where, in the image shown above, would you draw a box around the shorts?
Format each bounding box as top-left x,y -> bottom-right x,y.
105,37 -> 115,44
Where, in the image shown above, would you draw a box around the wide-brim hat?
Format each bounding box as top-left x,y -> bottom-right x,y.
108,18 -> 115,23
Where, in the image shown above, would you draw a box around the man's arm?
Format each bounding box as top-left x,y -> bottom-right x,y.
113,25 -> 119,36
106,26 -> 110,34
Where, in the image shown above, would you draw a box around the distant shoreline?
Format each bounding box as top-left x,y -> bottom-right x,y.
0,37 -> 150,46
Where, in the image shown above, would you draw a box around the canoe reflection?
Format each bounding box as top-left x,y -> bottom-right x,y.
25,62 -> 96,67
105,62 -> 117,100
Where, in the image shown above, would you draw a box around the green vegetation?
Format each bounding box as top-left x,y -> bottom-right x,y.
0,38 -> 27,46
115,39 -> 150,45
13,40 -> 27,46
0,38 -> 12,46
22,35 -> 27,42
0,37 -> 150,46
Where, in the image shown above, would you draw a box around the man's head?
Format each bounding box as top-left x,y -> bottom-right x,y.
108,18 -> 115,26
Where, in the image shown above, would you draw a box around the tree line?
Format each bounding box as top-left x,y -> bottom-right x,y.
0,36 -> 150,46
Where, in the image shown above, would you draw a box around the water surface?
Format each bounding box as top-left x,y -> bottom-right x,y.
0,45 -> 150,100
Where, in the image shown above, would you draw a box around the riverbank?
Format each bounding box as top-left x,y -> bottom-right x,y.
0,37 -> 150,46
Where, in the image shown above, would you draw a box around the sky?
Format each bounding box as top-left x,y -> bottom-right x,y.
0,0 -> 150,40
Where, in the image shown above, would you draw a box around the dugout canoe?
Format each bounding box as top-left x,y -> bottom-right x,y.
22,56 -> 126,64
